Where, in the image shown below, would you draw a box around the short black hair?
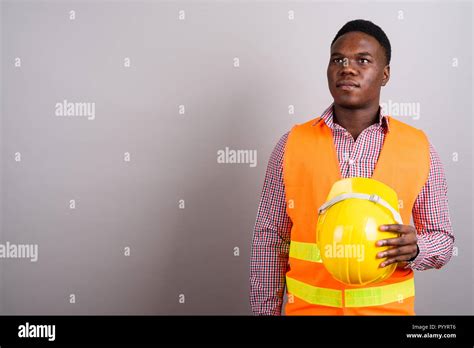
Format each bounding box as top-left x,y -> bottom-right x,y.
331,19 -> 391,65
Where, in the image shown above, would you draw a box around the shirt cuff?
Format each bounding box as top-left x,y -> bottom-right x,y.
404,234 -> 428,271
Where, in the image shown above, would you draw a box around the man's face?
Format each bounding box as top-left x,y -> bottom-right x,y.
327,31 -> 390,109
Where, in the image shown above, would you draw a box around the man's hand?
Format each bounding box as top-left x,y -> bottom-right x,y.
376,224 -> 419,268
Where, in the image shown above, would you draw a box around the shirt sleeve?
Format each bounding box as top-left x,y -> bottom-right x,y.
250,132 -> 292,315
406,141 -> 455,271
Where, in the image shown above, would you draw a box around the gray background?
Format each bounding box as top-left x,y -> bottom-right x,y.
1,0 -> 472,315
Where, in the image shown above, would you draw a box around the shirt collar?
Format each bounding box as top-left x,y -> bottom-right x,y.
312,103 -> 390,133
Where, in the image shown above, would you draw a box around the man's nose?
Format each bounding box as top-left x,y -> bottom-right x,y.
339,58 -> 357,75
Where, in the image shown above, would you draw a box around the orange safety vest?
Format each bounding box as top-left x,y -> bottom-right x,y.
282,115 -> 430,315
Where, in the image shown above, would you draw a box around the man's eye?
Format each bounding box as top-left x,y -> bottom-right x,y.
359,58 -> 370,63
332,58 -> 344,63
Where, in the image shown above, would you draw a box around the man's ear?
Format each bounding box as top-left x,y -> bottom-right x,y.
382,65 -> 390,86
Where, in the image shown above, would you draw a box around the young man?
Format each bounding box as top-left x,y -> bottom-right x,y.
250,19 -> 454,315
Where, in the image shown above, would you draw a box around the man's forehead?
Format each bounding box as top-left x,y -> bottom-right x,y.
331,31 -> 381,53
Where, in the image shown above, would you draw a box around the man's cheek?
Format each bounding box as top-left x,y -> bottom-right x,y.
361,77 -> 378,94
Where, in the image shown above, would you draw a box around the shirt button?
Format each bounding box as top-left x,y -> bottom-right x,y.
348,159 -> 355,165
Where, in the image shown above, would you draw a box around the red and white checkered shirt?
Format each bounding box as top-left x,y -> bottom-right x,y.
250,103 -> 455,316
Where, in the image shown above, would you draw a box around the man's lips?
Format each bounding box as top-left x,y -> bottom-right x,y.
336,81 -> 360,91
336,80 -> 360,88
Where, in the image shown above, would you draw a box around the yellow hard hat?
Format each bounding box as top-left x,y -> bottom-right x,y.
316,177 -> 402,286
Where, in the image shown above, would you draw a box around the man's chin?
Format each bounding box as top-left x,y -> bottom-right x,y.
333,98 -> 366,110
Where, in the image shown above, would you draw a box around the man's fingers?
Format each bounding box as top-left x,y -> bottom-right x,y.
379,251 -> 415,267
378,234 -> 417,247
376,224 -> 418,267
377,245 -> 417,259
377,224 -> 417,246
379,224 -> 411,233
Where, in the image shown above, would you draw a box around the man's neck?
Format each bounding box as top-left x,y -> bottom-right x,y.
332,103 -> 381,141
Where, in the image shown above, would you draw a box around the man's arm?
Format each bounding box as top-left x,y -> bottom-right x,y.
406,142 -> 455,270
250,132 -> 292,315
